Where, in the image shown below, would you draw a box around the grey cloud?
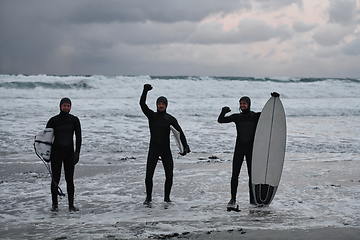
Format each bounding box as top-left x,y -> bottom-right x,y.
72,0 -> 303,23
188,18 -> 292,44
67,0 -> 251,24
342,38 -> 360,56
117,22 -> 196,45
265,47 -> 276,58
74,0 -> 304,25
1,0 -> 358,77
186,21 -> 236,44
292,21 -> 318,32
312,24 -> 354,46
314,47 -> 341,59
73,21 -> 196,46
328,0 -> 357,25
254,0 -> 303,11
0,0 -> 252,25
0,0 -> 305,26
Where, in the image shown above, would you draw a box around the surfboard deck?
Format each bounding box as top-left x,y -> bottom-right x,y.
170,125 -> 184,154
251,96 -> 286,206
34,128 -> 54,162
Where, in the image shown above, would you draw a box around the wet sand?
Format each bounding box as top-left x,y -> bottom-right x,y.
134,227 -> 360,240
1,153 -> 359,239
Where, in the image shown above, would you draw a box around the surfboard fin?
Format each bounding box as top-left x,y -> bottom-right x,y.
252,184 -> 277,206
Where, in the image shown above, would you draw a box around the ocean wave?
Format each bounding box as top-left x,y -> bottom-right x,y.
2,74 -> 360,85
149,75 -> 360,83
0,80 -> 93,89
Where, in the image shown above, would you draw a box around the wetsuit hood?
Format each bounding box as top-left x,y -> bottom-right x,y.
60,97 -> 72,108
156,96 -> 168,107
59,97 -> 72,116
239,96 -> 251,114
156,96 -> 168,114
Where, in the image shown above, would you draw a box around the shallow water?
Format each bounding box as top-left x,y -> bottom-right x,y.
0,75 -> 359,238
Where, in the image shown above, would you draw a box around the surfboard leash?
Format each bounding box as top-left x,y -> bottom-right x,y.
34,143 -> 65,197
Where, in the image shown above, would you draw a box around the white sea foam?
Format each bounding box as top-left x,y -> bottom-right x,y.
0,75 -> 359,239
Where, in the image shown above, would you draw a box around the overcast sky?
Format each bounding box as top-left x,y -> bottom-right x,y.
1,0 -> 360,77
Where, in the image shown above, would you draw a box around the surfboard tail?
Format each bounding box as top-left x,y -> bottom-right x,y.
252,184 -> 278,206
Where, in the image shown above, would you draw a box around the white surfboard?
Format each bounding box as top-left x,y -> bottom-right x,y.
251,96 -> 286,206
34,128 -> 54,162
170,125 -> 184,154
34,128 -> 65,196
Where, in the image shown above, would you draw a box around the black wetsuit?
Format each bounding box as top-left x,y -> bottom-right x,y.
46,111 -> 81,207
140,89 -> 188,202
218,108 -> 260,203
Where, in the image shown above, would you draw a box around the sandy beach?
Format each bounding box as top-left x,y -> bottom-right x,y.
129,227 -> 360,240
1,152 -> 359,239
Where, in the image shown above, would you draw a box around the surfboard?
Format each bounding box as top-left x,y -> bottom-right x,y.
170,125 -> 184,154
34,128 -> 65,196
251,96 -> 286,206
34,128 -> 54,162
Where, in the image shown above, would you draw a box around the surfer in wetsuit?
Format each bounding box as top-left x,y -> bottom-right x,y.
140,84 -> 190,205
218,96 -> 261,206
46,97 -> 82,212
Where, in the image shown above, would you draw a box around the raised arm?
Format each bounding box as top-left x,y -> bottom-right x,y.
139,84 -> 154,117
217,106 -> 233,123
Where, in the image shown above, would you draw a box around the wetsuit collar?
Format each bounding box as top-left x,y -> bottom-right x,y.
59,110 -> 70,117
157,109 -> 166,115
241,108 -> 251,115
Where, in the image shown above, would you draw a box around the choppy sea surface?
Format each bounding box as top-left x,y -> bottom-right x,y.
0,75 -> 359,239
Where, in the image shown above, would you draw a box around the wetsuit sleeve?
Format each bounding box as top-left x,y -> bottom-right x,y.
46,116 -> 55,128
252,112 -> 260,126
74,116 -> 82,153
139,88 -> 154,118
255,112 -> 261,120
217,108 -> 235,123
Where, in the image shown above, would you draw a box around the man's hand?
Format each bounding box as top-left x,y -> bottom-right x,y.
180,145 -> 191,156
221,106 -> 231,113
271,92 -> 280,97
144,84 -> 153,92
71,151 -> 80,165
